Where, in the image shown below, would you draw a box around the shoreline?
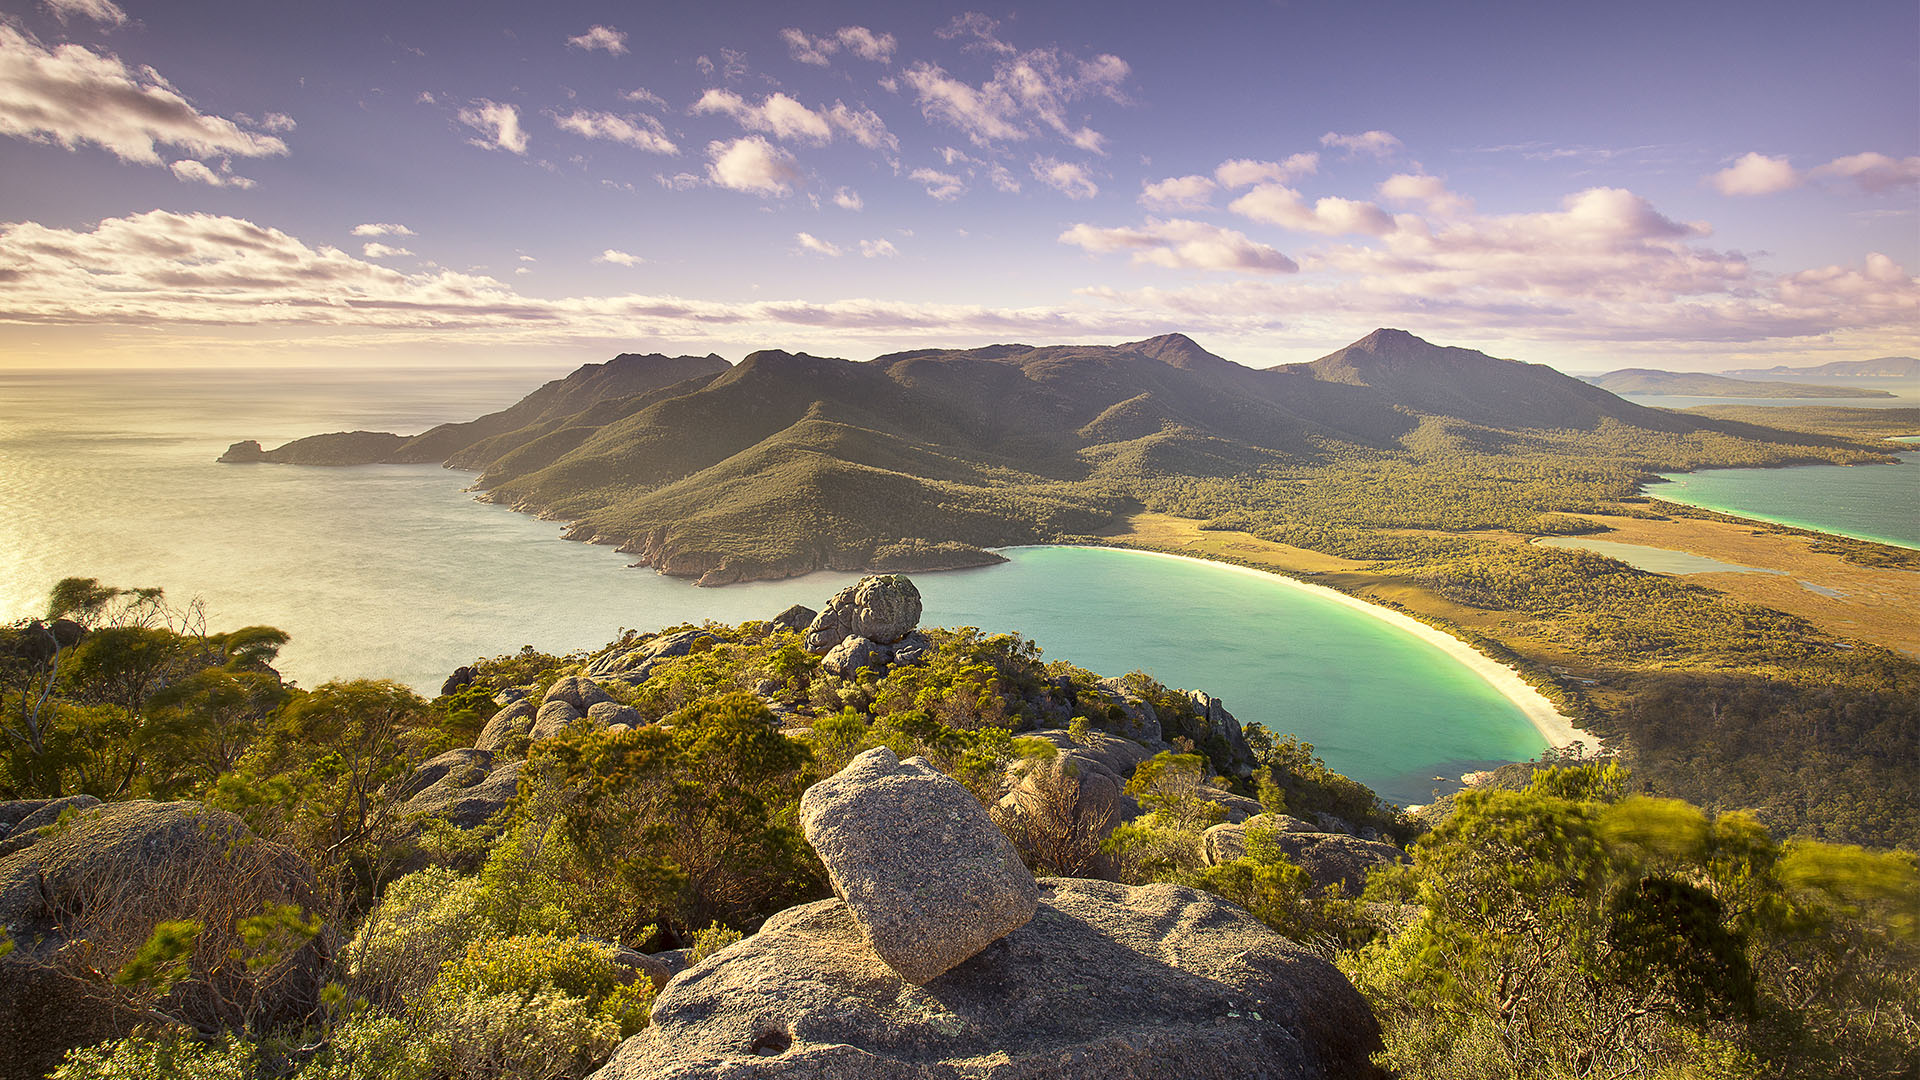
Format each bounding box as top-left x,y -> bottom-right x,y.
1035,544 -> 1599,754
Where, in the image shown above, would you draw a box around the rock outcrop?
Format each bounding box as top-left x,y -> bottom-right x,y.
804,576 -> 923,653
0,801 -> 326,1080
400,755 -> 522,831
590,878 -> 1384,1080
475,698 -> 537,752
800,748 -> 1036,984
588,629 -> 720,685
1201,819 -> 1408,894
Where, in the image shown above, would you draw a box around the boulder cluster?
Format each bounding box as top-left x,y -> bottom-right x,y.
800,574 -> 933,678
593,745 -> 1385,1079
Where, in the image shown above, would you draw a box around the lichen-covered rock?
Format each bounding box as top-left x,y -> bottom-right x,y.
821,635 -> 888,679
402,759 -> 523,831
545,675 -> 615,713
0,794 -> 101,853
531,699 -> 585,741
587,701 -> 643,728
800,747 -> 1036,984
889,630 -> 933,666
1202,814 -> 1322,864
589,629 -> 719,681
475,698 -> 537,752
1181,691 -> 1258,778
440,665 -> 477,696
0,801 -> 325,1080
396,748 -> 492,801
589,878 -> 1384,1080
804,575 -> 923,652
771,604 -> 817,633
1259,831 -> 1409,895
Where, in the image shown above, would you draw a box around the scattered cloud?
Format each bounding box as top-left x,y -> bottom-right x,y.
594,249 -> 641,265
551,109 -> 677,154
352,223 -> 415,237
169,159 -> 255,188
621,87 -> 668,110
1214,154 -> 1317,188
1378,173 -> 1471,216
937,12 -> 1017,56
1229,185 -> 1395,235
706,135 -> 800,195
780,26 -> 897,66
833,187 -> 864,210
901,31 -> 1129,153
1320,130 -> 1401,158
0,27 -> 290,165
1060,218 -> 1298,274
909,166 -> 966,201
795,232 -> 843,256
1709,152 -> 1799,196
1813,151 -> 1920,193
457,99 -> 527,154
860,238 -> 898,258
566,26 -> 628,55
1140,174 -> 1215,209
41,0 -> 126,26
1032,156 -> 1099,199
362,242 -> 412,258
694,90 -> 896,151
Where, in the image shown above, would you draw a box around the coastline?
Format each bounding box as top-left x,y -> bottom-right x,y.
1051,544 -> 1599,754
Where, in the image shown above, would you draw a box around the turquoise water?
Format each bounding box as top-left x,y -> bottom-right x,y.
1649,452 -> 1919,550
1533,537 -> 1783,575
0,368 -> 1548,803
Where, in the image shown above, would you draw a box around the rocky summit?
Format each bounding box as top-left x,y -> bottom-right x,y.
589,878 -> 1384,1080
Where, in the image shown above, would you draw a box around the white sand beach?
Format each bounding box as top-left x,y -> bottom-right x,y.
1120,548 -> 1601,753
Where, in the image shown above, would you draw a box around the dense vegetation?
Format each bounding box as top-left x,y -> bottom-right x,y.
4,579 -> 1913,1080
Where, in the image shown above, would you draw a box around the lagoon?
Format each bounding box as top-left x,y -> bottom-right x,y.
1649,452 -> 1920,550
3,367 -> 1551,804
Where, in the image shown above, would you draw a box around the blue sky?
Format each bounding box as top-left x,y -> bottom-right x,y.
1,0 -> 1914,371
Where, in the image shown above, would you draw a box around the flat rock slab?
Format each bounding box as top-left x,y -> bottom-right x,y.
800,747 -> 1036,984
590,878 -> 1383,1080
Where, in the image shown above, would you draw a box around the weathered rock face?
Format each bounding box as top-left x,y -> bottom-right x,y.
591,878 -> 1384,1080
586,701 -> 643,728
588,629 -> 719,684
1179,691 -> 1258,779
770,604 -> 817,633
821,635 -> 887,679
475,698 -> 537,753
531,699 -> 586,741
440,665 -> 477,696
545,675 -> 615,713
1201,820 -> 1408,894
804,575 -> 923,653
1201,814 -> 1320,864
1092,677 -> 1165,746
993,731 -> 1151,876
0,802 -> 326,1080
402,757 -> 523,831
800,748 -> 1036,984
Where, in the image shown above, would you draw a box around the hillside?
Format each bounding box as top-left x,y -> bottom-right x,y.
1582,367 -> 1896,398
228,329 -> 1895,584
1727,355 -> 1920,378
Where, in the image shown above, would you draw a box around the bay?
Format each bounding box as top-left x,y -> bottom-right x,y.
1649,452 -> 1920,550
1,368 -> 1548,804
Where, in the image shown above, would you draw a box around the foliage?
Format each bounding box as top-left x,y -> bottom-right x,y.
54,1031 -> 259,1080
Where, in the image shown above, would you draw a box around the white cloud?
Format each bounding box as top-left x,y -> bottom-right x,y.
1320,130 -> 1401,158
825,102 -> 896,150
168,159 -> 255,188
987,163 -> 1021,193
552,109 -> 677,155
621,87 -> 668,110
1813,151 -> 1920,193
694,89 -> 830,142
1140,174 -> 1216,209
594,249 -> 641,265
937,12 -> 1016,55
457,99 -> 527,154
860,238 -> 898,258
833,187 -> 864,210
780,26 -> 897,66
567,26 -> 629,55
909,166 -> 966,201
795,232 -> 843,256
1059,218 -> 1298,274
706,136 -> 800,196
352,223 -> 415,237
41,0 -> 126,26
901,35 -> 1129,153
0,27 -> 290,165
362,242 -> 412,258
1214,154 -> 1317,188
1032,156 -> 1098,199
1378,173 -> 1471,216
1710,152 -> 1799,196
1229,184 -> 1395,235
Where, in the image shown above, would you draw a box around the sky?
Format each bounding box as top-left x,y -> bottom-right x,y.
0,0 -> 1915,373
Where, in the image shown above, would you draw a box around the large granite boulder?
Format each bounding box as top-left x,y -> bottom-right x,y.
821,635 -> 888,679
588,629 -> 720,683
586,701 -> 643,728
0,801 -> 326,1080
531,699 -> 586,742
475,698 -> 537,753
545,675 -> 615,713
800,748 -> 1036,984
1201,814 -> 1319,865
805,575 -> 923,653
0,795 -> 102,854
439,665 -> 477,697
1201,821 -> 1408,895
1179,691 -> 1258,779
770,605 -> 817,633
402,757 -> 523,831
1091,677 -> 1165,746
590,878 -> 1384,1080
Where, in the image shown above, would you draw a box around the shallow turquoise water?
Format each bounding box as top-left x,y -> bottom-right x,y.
1649,453 -> 1919,550
1,368 -> 1550,803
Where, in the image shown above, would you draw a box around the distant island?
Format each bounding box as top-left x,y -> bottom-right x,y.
1725,355 -> 1920,378
1580,368 -> 1896,398
224,328 -> 1896,586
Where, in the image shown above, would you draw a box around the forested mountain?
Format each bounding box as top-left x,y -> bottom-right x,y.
228,329 -> 1892,585
1583,368 -> 1895,398
1727,355 -> 1920,378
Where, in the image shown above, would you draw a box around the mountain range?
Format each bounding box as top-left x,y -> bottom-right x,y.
1580,369 -> 1895,399
222,329 -> 1885,584
1725,356 -> 1920,378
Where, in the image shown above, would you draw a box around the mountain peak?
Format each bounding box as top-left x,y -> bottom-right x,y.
1120,332 -> 1233,371
1347,328 -> 1433,354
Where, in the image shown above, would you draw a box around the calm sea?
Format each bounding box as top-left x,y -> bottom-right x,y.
0,366 -> 1560,803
